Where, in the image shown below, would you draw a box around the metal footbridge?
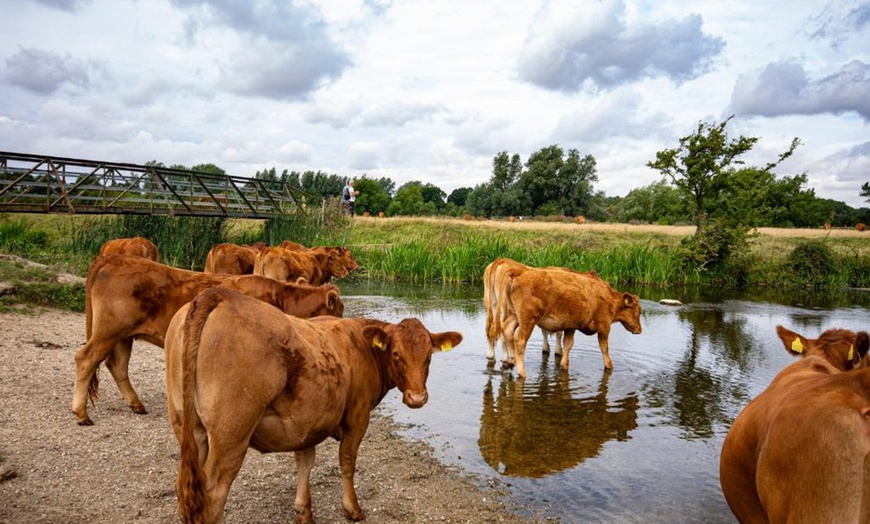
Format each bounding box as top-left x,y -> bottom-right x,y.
0,151 -> 317,218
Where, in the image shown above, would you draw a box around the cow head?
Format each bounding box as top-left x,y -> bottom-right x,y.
616,293 -> 643,334
363,319 -> 463,408
336,247 -> 360,271
777,325 -> 870,371
324,252 -> 349,279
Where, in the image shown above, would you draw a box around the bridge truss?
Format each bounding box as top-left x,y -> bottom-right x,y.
0,151 -> 319,218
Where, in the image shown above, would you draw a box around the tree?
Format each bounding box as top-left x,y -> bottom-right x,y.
388,182 -> 426,216
862,182 -> 870,202
420,183 -> 447,208
447,187 -> 472,208
647,116 -> 799,234
618,181 -> 687,224
354,177 -> 392,215
518,145 -> 597,216
491,152 -> 522,191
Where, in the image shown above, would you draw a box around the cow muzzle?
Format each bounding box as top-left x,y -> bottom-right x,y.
403,390 -> 429,409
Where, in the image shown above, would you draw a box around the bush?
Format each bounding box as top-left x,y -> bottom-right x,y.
0,217 -> 49,254
785,240 -> 838,288
680,220 -> 751,273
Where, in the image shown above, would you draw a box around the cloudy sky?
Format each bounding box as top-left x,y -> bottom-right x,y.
1,0 -> 868,208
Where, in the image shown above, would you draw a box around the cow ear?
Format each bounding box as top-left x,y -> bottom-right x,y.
621,293 -> 636,307
363,326 -> 389,352
326,289 -> 340,310
431,331 -> 463,352
776,325 -> 808,356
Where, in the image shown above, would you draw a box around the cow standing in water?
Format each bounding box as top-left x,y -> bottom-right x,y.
720,326 -> 870,523
165,287 -> 462,524
498,266 -> 642,378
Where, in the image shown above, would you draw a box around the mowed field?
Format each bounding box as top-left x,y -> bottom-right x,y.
369,216 -> 865,237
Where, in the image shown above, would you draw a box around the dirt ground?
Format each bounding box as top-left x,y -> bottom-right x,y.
0,309 -> 547,524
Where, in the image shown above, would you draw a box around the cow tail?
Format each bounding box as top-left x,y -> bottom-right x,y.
483,263 -> 496,344
496,268 -> 520,337
84,256 -> 112,403
177,288 -> 225,524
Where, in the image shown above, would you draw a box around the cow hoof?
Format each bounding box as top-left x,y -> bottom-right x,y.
77,418 -> 94,426
344,508 -> 365,522
293,507 -> 313,524
132,405 -> 148,415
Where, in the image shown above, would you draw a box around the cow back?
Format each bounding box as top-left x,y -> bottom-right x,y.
99,237 -> 159,262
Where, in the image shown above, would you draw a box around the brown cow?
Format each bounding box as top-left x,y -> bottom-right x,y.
857,223 -> 867,232
99,236 -> 159,262
165,287 -> 462,524
72,255 -> 343,426
278,240 -> 361,275
499,266 -> 642,378
203,243 -> 258,274
254,245 -> 349,285
720,326 -> 870,523
483,258 -> 592,366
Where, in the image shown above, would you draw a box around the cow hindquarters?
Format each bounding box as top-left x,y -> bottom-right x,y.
293,448 -> 316,524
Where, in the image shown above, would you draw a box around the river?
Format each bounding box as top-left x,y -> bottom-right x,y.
339,280 -> 870,523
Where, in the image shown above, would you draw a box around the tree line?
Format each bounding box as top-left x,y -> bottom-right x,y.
153,117 -> 869,229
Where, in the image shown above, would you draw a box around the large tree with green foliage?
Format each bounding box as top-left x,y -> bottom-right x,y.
447,187 -> 472,207
518,145 -> 597,216
388,182 -> 429,216
862,182 -> 870,202
354,176 -> 392,215
618,180 -> 687,224
647,116 -> 799,234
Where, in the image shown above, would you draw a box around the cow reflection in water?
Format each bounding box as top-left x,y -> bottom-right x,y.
478,361 -> 639,477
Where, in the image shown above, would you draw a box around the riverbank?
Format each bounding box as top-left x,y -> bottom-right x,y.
0,307 -> 550,524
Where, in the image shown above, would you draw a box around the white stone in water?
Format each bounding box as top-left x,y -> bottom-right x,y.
659,298 -> 683,306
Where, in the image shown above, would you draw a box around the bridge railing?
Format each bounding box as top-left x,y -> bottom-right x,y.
0,151 -> 319,218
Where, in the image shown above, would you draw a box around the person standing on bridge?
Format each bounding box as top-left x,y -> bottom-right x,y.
342,179 -> 360,217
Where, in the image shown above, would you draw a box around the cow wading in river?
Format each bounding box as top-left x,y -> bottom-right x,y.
498,266 -> 642,378
165,287 -> 463,524
720,326 -> 870,523
72,255 -> 343,426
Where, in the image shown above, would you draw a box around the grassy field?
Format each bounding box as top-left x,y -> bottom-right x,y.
1,213 -> 868,313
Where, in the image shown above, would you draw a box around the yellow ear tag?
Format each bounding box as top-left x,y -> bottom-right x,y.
849,345 -> 854,361
791,338 -> 803,354
440,341 -> 454,352
372,337 -> 384,349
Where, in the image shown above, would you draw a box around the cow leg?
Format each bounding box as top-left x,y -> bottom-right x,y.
541,328 -> 551,354
500,316 -> 519,369
338,430 -> 366,521
558,330 -> 576,370
293,448 -> 316,524
597,329 -> 614,369
72,338 -> 118,425
200,439 -> 249,524
554,330 -> 564,356
104,338 -> 147,414
511,321 -> 536,379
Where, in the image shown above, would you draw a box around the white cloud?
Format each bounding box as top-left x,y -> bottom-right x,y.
0,0 -> 867,209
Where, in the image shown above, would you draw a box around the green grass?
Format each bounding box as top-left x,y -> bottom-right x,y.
0,213 -> 868,314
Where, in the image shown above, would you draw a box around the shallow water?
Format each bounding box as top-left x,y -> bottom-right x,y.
339,280 -> 870,523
